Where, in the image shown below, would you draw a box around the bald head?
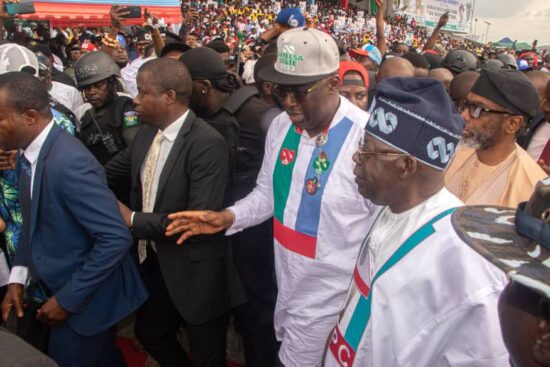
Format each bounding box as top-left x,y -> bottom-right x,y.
429,68 -> 454,94
450,71 -> 480,103
376,57 -> 415,84
526,70 -> 550,103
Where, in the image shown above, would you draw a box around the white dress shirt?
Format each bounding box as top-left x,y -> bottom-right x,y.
121,55 -> 157,98
527,121 -> 550,161
131,110 -> 189,229
9,121 -> 55,286
50,81 -> 85,115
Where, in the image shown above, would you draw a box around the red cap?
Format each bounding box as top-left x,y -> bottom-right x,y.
338,61 -> 369,89
80,41 -> 97,52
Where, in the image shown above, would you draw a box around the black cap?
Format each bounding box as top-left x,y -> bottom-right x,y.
179,47 -> 227,81
162,31 -> 182,43
402,52 -> 430,70
423,53 -> 442,70
160,42 -> 191,58
471,69 -> 539,119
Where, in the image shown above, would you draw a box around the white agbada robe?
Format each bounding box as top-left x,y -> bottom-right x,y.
228,97 -> 378,366
324,188 -> 509,367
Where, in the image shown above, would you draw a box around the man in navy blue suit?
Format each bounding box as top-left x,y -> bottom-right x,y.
0,71 -> 148,367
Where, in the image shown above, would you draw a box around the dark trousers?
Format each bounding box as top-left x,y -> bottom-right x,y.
231,219 -> 279,367
134,253 -> 228,367
48,325 -> 125,367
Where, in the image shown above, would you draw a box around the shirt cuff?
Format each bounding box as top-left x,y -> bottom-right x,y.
225,206 -> 244,236
8,266 -> 29,286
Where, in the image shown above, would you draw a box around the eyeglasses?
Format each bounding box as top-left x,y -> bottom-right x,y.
272,78 -> 328,102
356,137 -> 409,161
460,100 -> 512,119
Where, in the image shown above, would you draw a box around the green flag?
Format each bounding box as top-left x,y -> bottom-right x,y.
370,0 -> 378,14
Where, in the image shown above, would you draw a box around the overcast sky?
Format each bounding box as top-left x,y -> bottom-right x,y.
473,0 -> 550,45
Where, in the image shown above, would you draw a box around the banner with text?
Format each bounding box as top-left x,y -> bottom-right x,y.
396,0 -> 473,32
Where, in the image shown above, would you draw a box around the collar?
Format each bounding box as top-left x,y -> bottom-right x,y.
161,109 -> 189,142
23,120 -> 54,165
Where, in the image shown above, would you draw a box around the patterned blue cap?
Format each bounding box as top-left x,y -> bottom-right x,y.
275,8 -> 305,28
366,77 -> 464,170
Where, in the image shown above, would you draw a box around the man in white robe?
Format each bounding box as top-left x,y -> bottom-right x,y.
324,77 -> 509,366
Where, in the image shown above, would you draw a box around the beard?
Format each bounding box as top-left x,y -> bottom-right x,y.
115,60 -> 128,69
462,130 -> 495,150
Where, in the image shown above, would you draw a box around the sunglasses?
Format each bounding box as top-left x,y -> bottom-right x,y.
272,78 -> 328,102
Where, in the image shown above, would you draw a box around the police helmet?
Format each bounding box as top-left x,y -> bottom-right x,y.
497,53 -> 518,70
442,49 -> 479,74
482,59 -> 505,71
74,51 -> 120,89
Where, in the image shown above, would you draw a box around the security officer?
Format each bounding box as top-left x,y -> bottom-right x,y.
180,47 -> 278,367
74,51 -> 140,166
442,49 -> 480,76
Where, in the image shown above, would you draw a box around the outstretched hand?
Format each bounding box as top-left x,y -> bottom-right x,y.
110,5 -> 129,28
437,12 -> 449,29
165,210 -> 234,245
144,8 -> 158,25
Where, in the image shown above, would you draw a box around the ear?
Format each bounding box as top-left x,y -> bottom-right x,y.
22,110 -> 40,126
195,80 -> 211,96
328,76 -> 340,93
397,156 -> 418,179
504,115 -> 525,135
163,89 -> 177,105
532,320 -> 550,365
262,81 -> 273,97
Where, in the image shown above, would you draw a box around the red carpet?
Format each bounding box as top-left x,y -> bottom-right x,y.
116,338 -> 245,367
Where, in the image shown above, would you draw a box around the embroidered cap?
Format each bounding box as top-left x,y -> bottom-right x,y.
275,8 -> 305,28
453,178 -> 550,297
366,77 -> 464,170
257,27 -> 339,85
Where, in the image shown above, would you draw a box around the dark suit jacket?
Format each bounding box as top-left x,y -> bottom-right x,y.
106,110 -> 245,324
14,124 -> 148,337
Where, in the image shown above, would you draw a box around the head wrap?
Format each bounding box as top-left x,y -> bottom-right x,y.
471,69 -> 539,118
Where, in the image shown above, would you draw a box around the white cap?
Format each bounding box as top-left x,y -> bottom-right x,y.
0,44 -> 39,77
258,27 -> 339,85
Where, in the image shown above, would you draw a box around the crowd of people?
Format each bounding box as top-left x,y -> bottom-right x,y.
0,0 -> 549,367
